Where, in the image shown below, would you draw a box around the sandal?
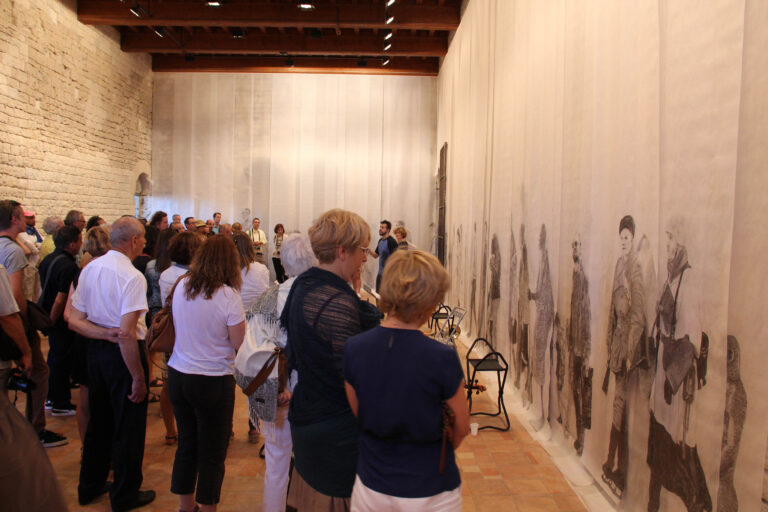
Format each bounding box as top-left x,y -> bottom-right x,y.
148,392 -> 160,403
165,434 -> 177,446
149,378 -> 164,388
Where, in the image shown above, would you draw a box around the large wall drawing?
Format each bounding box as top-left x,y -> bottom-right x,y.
437,1 -> 768,511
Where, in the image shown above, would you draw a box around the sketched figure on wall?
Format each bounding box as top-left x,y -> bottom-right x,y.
717,335 -> 747,512
528,223 -> 554,430
470,222 -> 478,336
569,234 -> 592,455
516,224 -> 530,400
508,223 -> 519,349
487,234 -> 501,344
601,215 -> 646,498
647,215 -> 711,512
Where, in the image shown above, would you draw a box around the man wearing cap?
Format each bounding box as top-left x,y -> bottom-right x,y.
195,219 -> 210,236
247,217 -> 267,264
0,199 -> 67,447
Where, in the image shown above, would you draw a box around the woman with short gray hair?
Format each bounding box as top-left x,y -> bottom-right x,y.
237,233 -> 317,512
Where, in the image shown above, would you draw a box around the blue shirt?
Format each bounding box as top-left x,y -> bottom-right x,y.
343,326 -> 464,498
376,236 -> 396,275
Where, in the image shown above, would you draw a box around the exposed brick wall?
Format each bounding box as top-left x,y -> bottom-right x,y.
0,0 -> 152,226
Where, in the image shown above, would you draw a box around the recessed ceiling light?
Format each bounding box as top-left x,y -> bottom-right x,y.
384,43 -> 392,51
384,31 -> 393,41
385,16 -> 394,24
297,2 -> 315,10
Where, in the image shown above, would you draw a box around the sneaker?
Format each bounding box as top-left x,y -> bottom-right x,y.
39,429 -> 69,448
52,403 -> 77,416
45,399 -> 53,410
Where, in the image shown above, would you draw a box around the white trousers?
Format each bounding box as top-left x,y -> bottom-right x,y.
260,406 -> 292,512
351,475 -> 462,512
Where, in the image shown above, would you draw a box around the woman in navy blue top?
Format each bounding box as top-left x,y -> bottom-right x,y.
344,250 -> 470,511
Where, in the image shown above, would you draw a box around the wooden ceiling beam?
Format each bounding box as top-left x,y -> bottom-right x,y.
78,1 -> 459,31
152,55 -> 439,76
122,31 -> 448,57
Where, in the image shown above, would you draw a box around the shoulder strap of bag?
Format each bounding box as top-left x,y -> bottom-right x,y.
164,273 -> 189,318
242,347 -> 283,396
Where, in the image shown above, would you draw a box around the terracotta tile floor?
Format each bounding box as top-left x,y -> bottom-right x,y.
10,338 -> 588,511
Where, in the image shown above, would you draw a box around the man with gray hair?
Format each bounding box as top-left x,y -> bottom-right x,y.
69,216 -> 156,511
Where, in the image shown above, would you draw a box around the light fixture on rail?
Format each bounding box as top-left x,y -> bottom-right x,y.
154,27 -> 165,38
382,57 -> 391,66
297,2 -> 315,10
384,31 -> 393,41
206,1 -> 222,6
386,0 -> 395,6
384,43 -> 392,51
129,5 -> 141,17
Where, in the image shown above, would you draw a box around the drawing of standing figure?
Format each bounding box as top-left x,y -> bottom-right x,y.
508,225 -> 518,345
528,224 -> 554,430
487,234 -> 501,344
717,335 -> 746,512
647,216 -> 710,512
515,224 -> 530,394
601,215 -> 646,498
569,235 -> 592,455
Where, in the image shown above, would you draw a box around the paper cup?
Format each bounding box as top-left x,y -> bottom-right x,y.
470,422 -> 479,436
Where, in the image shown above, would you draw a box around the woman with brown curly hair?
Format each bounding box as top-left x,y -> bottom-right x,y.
167,235 -> 247,512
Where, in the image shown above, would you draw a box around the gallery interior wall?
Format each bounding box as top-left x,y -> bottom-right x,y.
0,0 -> 153,221
437,1 -> 768,511
151,73 -> 438,286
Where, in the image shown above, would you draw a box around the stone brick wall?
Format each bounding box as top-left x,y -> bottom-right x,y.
0,0 -> 152,226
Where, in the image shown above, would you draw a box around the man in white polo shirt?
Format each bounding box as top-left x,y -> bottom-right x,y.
69,216 -> 156,511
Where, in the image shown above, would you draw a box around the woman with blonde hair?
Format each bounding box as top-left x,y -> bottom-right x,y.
281,209 -> 382,509
343,250 -> 469,511
167,235 -> 246,512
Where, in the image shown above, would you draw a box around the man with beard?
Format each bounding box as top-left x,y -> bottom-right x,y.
366,220 -> 398,292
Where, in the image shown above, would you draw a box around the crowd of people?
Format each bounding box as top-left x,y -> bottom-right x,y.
0,201 -> 467,512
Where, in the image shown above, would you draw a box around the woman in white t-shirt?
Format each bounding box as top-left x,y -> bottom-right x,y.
167,235 -> 246,512
233,232 -> 270,311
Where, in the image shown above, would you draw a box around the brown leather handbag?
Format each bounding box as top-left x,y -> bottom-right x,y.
147,274 -> 186,353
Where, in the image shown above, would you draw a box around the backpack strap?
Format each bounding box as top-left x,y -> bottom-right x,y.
243,346 -> 283,396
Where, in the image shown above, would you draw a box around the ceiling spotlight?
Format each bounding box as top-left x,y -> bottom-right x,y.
384,43 -> 392,51
385,16 -> 394,24
386,0 -> 395,6
129,5 -> 141,17
231,27 -> 246,39
297,2 -> 315,10
206,1 -> 222,6
384,31 -> 393,41
382,58 -> 390,66
154,27 -> 165,38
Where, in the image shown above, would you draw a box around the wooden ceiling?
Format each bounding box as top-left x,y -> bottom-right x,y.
77,0 -> 462,75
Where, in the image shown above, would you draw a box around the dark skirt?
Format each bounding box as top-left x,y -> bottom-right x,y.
291,411 -> 358,498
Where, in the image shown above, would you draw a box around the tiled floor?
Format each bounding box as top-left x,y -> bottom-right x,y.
10,338 -> 587,512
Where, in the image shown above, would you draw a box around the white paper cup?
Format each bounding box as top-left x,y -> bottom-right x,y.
470,422 -> 479,436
